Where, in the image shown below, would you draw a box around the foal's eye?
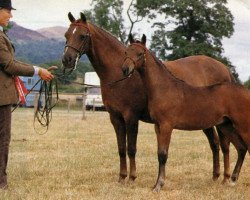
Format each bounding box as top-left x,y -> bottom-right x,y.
137,52 -> 143,57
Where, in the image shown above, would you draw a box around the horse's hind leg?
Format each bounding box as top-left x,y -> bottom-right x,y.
203,127 -> 220,180
216,127 -> 231,184
217,123 -> 247,185
109,114 -> 127,183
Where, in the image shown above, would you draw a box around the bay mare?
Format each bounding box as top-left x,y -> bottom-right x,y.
62,13 -> 238,185
122,34 -> 249,192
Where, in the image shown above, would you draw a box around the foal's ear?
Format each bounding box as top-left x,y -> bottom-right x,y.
80,12 -> 87,22
68,12 -> 75,23
141,34 -> 146,45
128,33 -> 135,44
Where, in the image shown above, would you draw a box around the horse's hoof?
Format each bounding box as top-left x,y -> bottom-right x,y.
152,185 -> 161,193
118,175 -> 127,184
152,181 -> 164,193
212,174 -> 220,181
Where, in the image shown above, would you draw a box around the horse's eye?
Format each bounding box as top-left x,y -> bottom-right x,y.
80,35 -> 86,40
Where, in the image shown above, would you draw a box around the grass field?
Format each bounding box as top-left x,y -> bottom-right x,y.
1,108 -> 250,200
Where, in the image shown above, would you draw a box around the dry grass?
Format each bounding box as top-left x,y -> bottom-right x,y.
1,108 -> 250,199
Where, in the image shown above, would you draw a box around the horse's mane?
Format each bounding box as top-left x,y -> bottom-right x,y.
88,22 -> 125,49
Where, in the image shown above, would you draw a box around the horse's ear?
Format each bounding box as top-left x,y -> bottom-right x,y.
68,12 -> 75,23
141,34 -> 146,45
128,33 -> 135,44
80,12 -> 87,22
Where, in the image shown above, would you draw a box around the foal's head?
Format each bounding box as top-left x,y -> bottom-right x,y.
122,34 -> 147,77
62,12 -> 91,72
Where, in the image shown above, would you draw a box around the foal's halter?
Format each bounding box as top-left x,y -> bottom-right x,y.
124,43 -> 147,70
64,22 -> 91,71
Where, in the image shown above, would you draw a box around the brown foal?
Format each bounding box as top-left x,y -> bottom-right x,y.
122,34 -> 249,192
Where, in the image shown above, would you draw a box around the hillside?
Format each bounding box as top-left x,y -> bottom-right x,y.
37,26 -> 67,41
8,22 -> 47,42
6,22 -> 67,64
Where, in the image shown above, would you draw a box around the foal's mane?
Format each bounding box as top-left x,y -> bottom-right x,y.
148,48 -> 185,83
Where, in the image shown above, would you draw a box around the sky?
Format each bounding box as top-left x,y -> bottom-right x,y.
11,0 -> 250,82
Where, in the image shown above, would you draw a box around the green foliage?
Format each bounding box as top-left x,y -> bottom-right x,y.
84,0 -> 126,43
13,40 -> 65,64
136,0 -> 238,80
244,77 -> 250,89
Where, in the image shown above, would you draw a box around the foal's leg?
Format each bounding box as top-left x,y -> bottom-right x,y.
217,124 -> 247,185
109,114 -> 127,182
202,127 -> 220,180
125,117 -> 139,182
153,123 -> 172,192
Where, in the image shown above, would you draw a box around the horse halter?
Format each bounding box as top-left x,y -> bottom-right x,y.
64,22 -> 91,70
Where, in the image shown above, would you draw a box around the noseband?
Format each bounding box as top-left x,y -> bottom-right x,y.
63,22 -> 91,71
124,43 -> 147,67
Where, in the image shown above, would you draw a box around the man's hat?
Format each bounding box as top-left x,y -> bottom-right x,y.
0,0 -> 16,10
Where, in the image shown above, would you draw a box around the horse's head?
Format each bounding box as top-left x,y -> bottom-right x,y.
122,34 -> 147,77
62,12 -> 91,73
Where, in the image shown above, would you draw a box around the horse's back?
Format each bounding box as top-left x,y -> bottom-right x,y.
163,55 -> 234,86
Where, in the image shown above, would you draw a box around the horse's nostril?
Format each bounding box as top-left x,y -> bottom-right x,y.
62,56 -> 73,65
122,67 -> 129,76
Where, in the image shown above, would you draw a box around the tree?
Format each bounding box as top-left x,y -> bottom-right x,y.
244,77 -> 250,89
136,0 -> 239,80
84,0 -> 126,43
84,0 -> 142,44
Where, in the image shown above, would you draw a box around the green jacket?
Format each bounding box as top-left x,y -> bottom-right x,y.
0,30 -> 35,106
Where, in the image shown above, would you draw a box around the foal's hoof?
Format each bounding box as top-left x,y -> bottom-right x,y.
229,181 -> 237,187
221,178 -> 230,185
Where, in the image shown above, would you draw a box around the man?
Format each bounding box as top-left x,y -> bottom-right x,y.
0,0 -> 54,189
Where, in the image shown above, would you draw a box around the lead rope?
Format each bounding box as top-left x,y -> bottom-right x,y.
33,78 -> 59,134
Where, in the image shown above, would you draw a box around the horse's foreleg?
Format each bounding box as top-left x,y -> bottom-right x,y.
203,127 -> 220,180
153,123 -> 172,193
110,114 -> 127,183
126,118 -> 139,182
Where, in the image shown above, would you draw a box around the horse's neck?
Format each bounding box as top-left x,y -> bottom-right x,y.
87,24 -> 125,82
